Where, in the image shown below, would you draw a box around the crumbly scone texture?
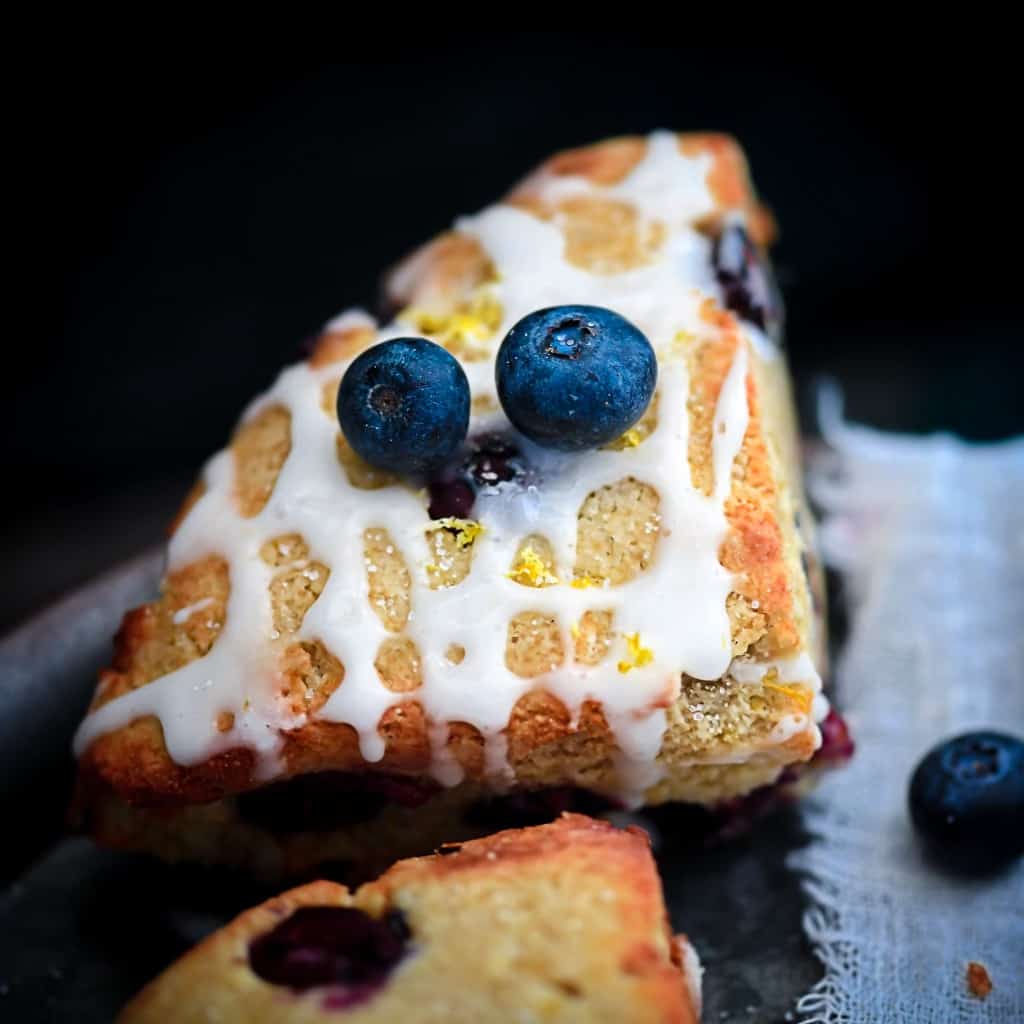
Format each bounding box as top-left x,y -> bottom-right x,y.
74,132 -> 822,836
118,815 -> 699,1024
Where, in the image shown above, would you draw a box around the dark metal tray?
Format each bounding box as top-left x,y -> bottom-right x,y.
0,553 -> 821,1022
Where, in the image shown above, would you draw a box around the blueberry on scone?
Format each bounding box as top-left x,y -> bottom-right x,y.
338,338 -> 470,475
909,731 -> 1024,871
496,305 -> 657,451
249,906 -> 411,1006
712,222 -> 778,331
426,434 -> 525,520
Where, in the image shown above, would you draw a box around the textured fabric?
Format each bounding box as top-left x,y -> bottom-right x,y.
791,396 -> 1024,1023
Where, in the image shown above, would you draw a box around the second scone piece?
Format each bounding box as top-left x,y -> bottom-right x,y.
119,813 -> 701,1024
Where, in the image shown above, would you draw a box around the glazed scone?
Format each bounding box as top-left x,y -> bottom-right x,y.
73,131 -> 836,876
118,815 -> 701,1024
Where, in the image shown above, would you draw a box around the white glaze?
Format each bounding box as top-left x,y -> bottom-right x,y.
676,936 -> 704,1017
728,652 -> 822,689
171,597 -> 214,626
74,131 -> 825,801
322,307 -> 376,335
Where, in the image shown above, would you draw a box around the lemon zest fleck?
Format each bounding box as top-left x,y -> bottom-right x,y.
506,546 -> 559,587
401,289 -> 503,351
427,517 -> 484,549
764,680 -> 814,714
617,632 -> 654,674
658,329 -> 698,362
571,574 -> 603,590
604,427 -> 644,451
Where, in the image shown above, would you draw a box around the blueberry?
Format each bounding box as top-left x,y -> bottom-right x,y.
338,338 -> 469,476
249,905 -> 411,1004
496,305 -> 656,451
816,708 -> 855,765
909,731 -> 1024,871
466,434 -> 522,487
712,223 -> 780,332
425,433 -> 526,519
427,476 -> 475,520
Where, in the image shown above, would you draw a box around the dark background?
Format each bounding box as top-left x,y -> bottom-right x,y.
6,36 -> 1023,634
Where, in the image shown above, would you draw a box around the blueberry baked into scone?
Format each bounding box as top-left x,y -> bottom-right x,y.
72,131 -> 850,877
119,815 -> 701,1024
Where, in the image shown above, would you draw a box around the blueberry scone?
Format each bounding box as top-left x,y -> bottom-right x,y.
73,132 -> 843,877
118,815 -> 702,1024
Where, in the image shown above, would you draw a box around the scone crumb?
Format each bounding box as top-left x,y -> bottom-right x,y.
216,711 -> 234,733
966,961 -> 992,1000
617,632 -> 654,673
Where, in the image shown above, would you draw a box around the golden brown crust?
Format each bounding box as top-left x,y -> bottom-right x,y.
687,304 -> 802,657
544,136 -> 649,185
559,196 -> 667,274
232,404 -> 292,518
120,816 -> 697,1024
385,232 -> 496,314
89,555 -> 230,712
119,880 -> 351,1023
505,612 -> 566,679
78,664 -> 815,812
374,636 -> 423,693
575,477 -> 661,585
509,132 -> 774,247
363,528 -> 411,632
678,133 -> 776,246
75,716 -> 256,807
279,640 -> 345,715
308,322 -> 377,368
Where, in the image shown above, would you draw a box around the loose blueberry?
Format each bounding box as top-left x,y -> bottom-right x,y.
909,731 -> 1024,871
249,905 -> 411,1004
712,223 -> 780,332
338,338 -> 470,476
496,305 -> 657,452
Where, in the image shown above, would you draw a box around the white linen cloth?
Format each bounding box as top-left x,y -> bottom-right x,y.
791,395 -> 1024,1023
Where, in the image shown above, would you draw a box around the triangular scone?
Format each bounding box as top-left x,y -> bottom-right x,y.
73,132 -> 833,876
119,815 -> 701,1024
